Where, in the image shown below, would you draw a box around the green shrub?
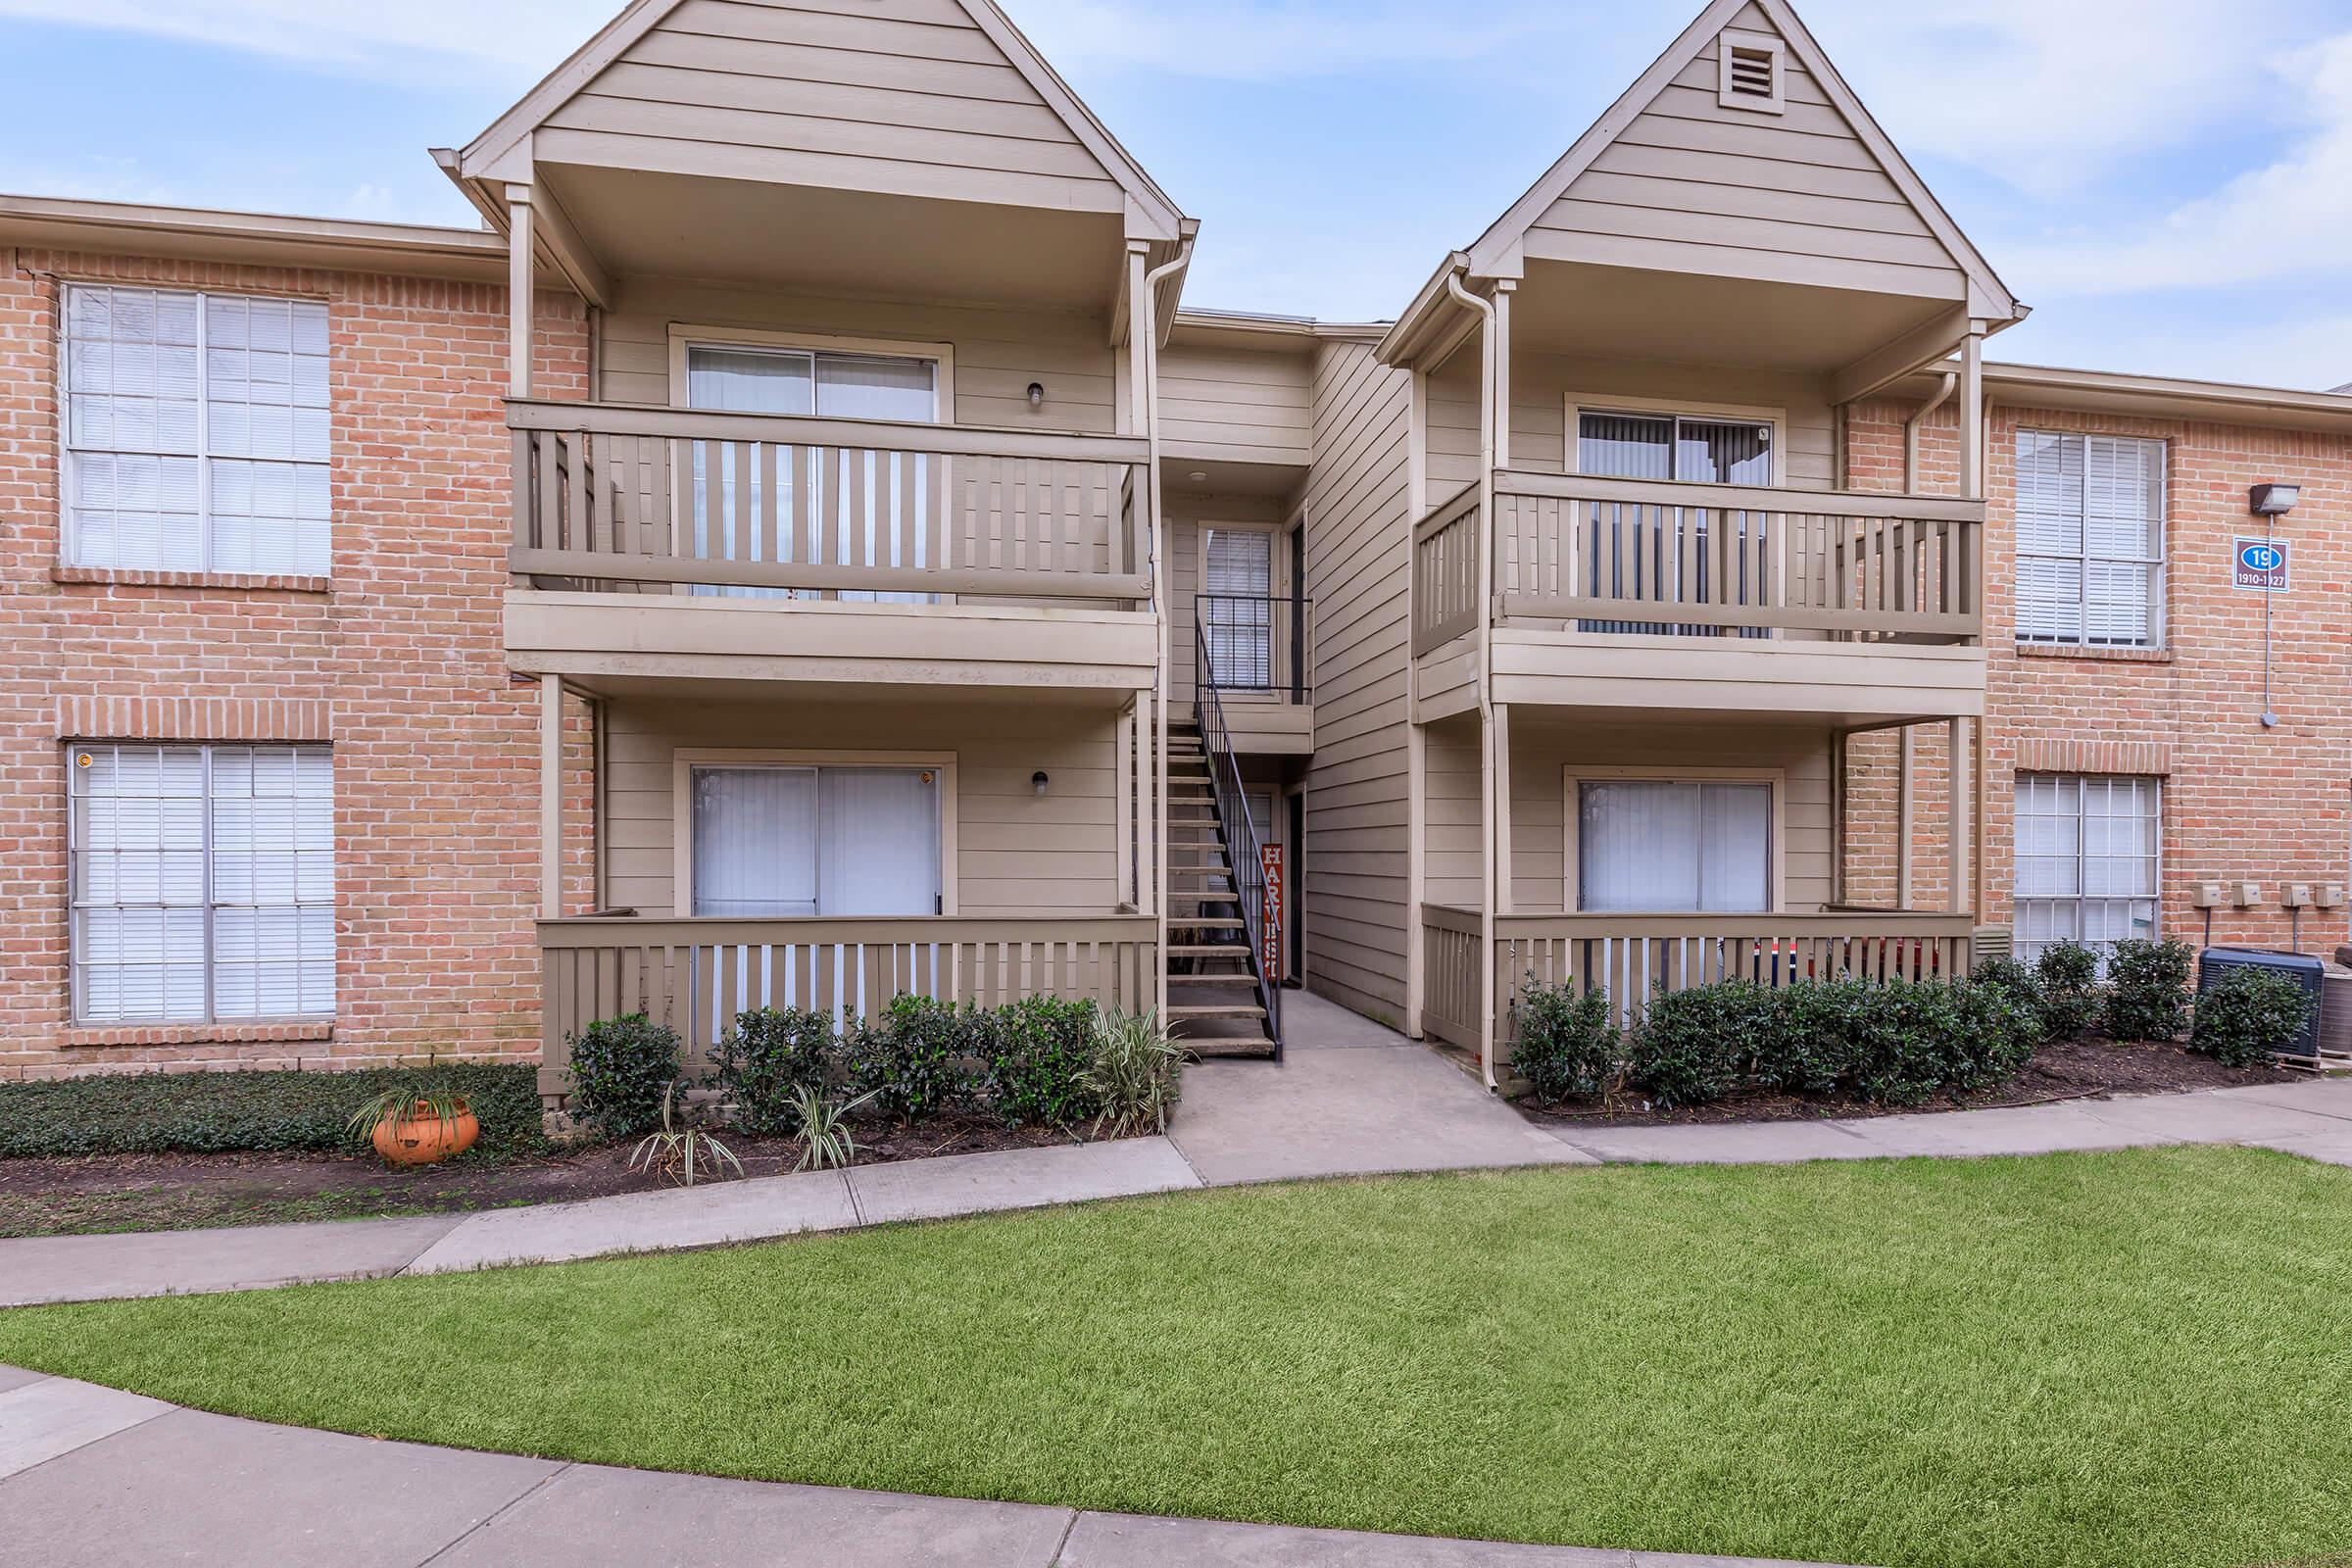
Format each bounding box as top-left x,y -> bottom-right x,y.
982,995 -> 1102,1127
565,1013 -> 682,1140
710,1006 -> 841,1137
849,995 -> 979,1120
1753,980 -> 1862,1097
1510,981 -> 1620,1102
2033,942 -> 2101,1041
1626,984 -> 1760,1108
1971,956 -> 2046,1039
0,1062 -> 544,1160
1080,1008 -> 1182,1135
2191,968 -> 2316,1068
2104,939 -> 2196,1042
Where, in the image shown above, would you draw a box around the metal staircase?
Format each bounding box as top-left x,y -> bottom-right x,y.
1163,628 -> 1283,1059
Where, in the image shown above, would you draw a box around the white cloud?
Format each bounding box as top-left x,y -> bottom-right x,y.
2000,28 -> 2352,298
0,0 -> 603,72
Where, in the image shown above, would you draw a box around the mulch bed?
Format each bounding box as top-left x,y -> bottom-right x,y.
0,1114 -> 1127,1240
1518,1036 -> 2304,1128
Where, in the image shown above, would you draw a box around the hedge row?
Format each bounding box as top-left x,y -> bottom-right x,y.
1513,975 -> 2040,1110
0,1062 -> 546,1160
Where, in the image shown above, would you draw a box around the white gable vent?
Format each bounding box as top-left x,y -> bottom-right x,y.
1718,28 -> 1786,114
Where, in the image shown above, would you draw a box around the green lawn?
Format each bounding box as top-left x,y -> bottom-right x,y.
4,1149 -> 2350,1568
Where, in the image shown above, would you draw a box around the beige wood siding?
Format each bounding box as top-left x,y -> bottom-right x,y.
1527,5 -> 1964,301
1508,718 -> 1834,913
597,277 -> 1115,432
1422,714 -> 1482,907
603,695 -> 1120,916
1159,342 -> 1315,466
539,0 -> 1126,214
1298,339 -> 1415,1025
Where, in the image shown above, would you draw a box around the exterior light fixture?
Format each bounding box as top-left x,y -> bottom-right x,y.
2250,483 -> 2301,515
1188,470 -> 1208,482
1032,770 -> 1050,798
1026,382 -> 1045,410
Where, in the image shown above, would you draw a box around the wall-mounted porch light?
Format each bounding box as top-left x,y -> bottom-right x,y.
1032,770 -> 1050,798
1027,382 -> 1045,410
2251,483 -> 2302,515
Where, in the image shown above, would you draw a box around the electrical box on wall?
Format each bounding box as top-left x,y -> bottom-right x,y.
2234,882 -> 2263,907
2284,884 -> 2314,909
2322,886 -> 2347,910
2191,883 -> 2226,909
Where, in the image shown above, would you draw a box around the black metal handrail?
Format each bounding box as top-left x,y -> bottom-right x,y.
1194,594 -> 1313,704
1194,616 -> 1283,1059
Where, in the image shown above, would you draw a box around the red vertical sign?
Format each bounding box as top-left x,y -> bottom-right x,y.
1260,844 -> 1284,981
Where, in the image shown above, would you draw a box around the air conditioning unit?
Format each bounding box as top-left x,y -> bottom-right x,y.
2200,948 -> 2327,1065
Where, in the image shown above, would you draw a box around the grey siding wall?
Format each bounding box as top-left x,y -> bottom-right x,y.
1298,339 -> 1414,1025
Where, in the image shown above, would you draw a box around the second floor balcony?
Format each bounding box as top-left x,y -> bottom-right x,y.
503,399 -> 1160,696
1411,470 -> 1985,725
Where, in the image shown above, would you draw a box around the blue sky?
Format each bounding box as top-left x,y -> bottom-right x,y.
4,0 -> 2351,388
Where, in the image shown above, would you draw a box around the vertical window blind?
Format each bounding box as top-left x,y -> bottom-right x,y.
1574,410 -> 1773,637
1578,779 -> 1771,913
1202,527 -> 1275,688
71,744 -> 335,1023
689,764 -> 941,918
2013,773 -> 2160,962
2015,431 -> 2164,647
65,285 -> 330,575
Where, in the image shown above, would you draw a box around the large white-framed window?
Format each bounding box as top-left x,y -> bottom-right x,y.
673,749 -> 955,919
2014,774 -> 2160,962
2015,430 -> 2166,648
1566,767 -> 1782,913
668,327 -> 952,606
69,743 -> 335,1023
62,284 -> 330,575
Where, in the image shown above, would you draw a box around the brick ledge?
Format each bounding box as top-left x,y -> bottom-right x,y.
2013,642 -> 2174,664
51,565 -> 332,594
61,1021 -> 336,1050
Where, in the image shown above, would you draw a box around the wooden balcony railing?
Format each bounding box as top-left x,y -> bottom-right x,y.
1419,904 -> 1977,1050
537,914 -> 1160,1092
1410,472 -> 1984,654
509,400 -> 1152,604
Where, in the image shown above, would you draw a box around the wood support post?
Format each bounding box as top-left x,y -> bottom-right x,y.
539,673 -> 563,920
508,188 -> 535,401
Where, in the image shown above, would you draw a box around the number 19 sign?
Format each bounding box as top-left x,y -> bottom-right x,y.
2234,537 -> 2290,591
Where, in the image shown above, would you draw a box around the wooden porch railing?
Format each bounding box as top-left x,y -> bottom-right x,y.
537,914 -> 1159,1093
1410,486 -> 1483,655
508,400 -> 1152,603
1408,473 -> 1984,654
1419,905 -> 1977,1049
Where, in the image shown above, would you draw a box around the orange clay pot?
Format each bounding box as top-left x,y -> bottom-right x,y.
371,1101 -> 479,1166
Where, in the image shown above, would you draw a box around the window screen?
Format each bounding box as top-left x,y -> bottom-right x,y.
2016,431 -> 2164,647
2014,774 -> 2159,962
65,285 -> 330,575
71,743 -> 334,1022
1579,779 -> 1771,913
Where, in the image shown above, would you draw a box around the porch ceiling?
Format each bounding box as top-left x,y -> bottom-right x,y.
551,674 -> 1140,708
541,163 -> 1129,312
1508,259 -> 1958,373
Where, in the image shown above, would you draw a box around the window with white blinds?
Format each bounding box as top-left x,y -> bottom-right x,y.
2013,774 -> 2159,963
1578,779 -> 1772,913
2014,431 -> 2164,647
64,285 -> 331,576
1202,526 -> 1275,688
689,764 -> 942,918
70,744 -> 335,1023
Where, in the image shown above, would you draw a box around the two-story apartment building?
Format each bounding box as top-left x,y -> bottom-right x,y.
2,0 -> 2346,1100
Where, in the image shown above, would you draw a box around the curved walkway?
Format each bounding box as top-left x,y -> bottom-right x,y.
6,991 -> 2352,1309
0,1367 -> 1843,1567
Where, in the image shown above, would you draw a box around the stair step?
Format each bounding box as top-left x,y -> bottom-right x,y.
1169,915 -> 1248,928
1169,1004 -> 1269,1019
1180,1037 -> 1278,1056
1167,945 -> 1252,957
1167,973 -> 1260,986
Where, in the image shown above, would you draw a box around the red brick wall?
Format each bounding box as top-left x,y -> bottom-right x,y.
0,249 -> 594,1079
1842,392 -> 2352,956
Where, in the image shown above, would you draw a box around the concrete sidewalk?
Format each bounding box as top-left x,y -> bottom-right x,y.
0,1369 -> 1856,1568
5,990 -> 2352,1308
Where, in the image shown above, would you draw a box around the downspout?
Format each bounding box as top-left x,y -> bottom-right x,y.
1139,238 -> 1194,1024
1445,270 -> 1501,1091
1904,371 -> 1958,490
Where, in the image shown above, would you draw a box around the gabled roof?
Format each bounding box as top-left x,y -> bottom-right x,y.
454,0 -> 1185,243
1463,0 -> 2016,319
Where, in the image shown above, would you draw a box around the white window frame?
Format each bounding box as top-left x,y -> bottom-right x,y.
1564,394 -> 1787,484
663,326 -> 956,419
670,748 -> 958,917
1718,27 -> 1788,114
67,741 -> 335,1024
2013,429 -> 2168,650
58,282 -> 331,577
1196,520 -> 1289,700
2013,773 -> 2162,962
1562,765 -> 1787,914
